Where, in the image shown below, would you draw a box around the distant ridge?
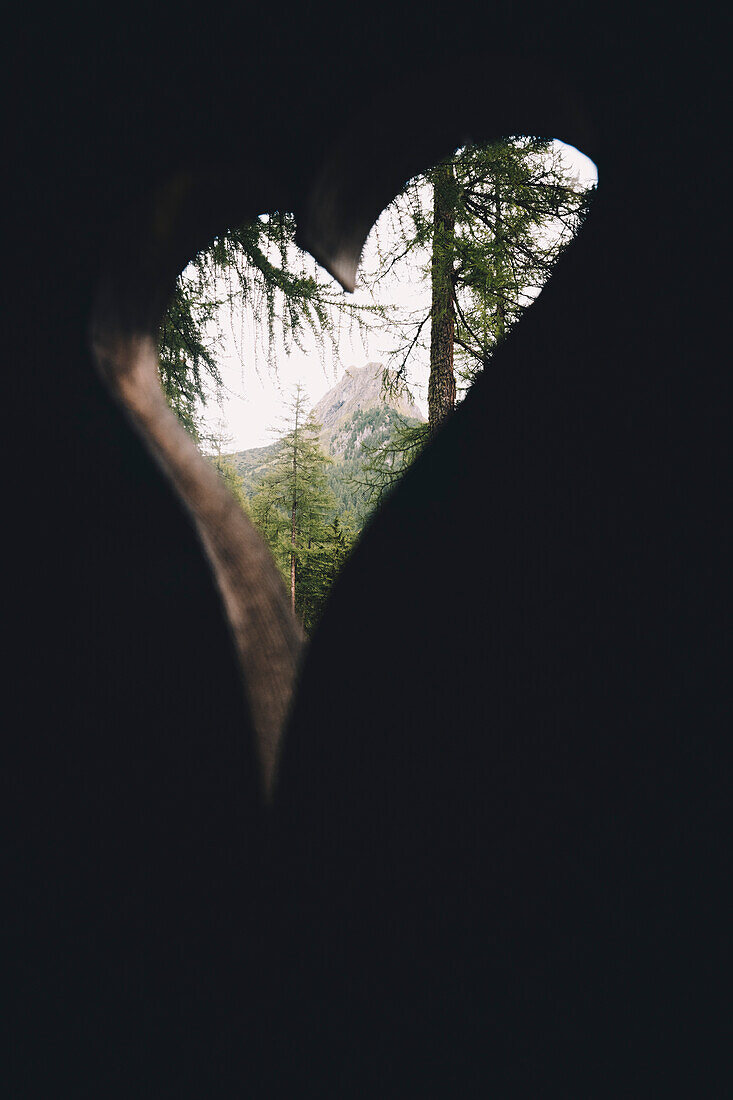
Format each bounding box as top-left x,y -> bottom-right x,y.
227,362 -> 425,520
312,362 -> 425,456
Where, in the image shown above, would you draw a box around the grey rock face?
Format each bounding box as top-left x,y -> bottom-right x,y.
312,362 -> 424,457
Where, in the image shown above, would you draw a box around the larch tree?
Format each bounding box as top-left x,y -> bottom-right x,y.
354,137 -> 595,510
250,385 -> 337,624
158,213 -> 384,444
427,159 -> 458,435
369,137 -> 595,437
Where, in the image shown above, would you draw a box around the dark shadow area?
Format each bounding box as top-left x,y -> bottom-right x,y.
4,5 -> 729,1097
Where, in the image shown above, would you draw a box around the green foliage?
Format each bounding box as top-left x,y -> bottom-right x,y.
210,456 -> 250,513
222,383 -> 425,630
250,385 -> 346,633
292,516 -> 357,632
449,139 -> 594,383
226,442 -> 279,497
158,213 -> 384,440
324,407 -> 425,520
158,273 -> 223,444
357,419 -> 431,508
227,387 -> 430,627
366,137 -> 595,394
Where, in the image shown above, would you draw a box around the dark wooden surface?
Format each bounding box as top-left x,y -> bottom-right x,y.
4,4 -> 729,1094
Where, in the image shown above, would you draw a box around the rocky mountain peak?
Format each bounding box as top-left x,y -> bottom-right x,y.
227,361 -> 426,500
312,362 -> 424,455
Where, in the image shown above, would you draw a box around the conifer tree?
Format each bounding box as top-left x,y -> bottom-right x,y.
250,385 -> 337,623
158,214 -> 382,441
158,276 -> 223,444
357,417 -> 431,509
370,137 -> 595,435
354,137 -> 594,511
293,515 -> 357,633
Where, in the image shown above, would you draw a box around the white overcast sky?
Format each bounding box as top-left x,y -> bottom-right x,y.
198,140 -> 597,453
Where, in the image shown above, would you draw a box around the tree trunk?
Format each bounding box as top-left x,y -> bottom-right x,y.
428,160 -> 456,437
290,400 -> 299,614
290,501 -> 296,614
494,183 -> 505,343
